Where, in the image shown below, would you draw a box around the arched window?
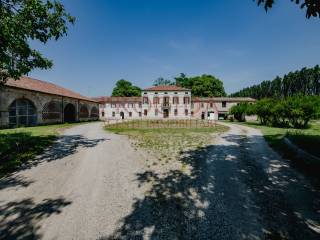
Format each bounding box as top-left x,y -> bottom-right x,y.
90,106 -> 99,118
8,98 -> 37,127
79,105 -> 89,118
42,101 -> 62,121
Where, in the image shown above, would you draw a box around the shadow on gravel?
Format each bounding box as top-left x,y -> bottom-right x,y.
103,134 -> 320,240
0,134 -> 107,191
0,197 -> 72,240
0,175 -> 34,190
36,134 -> 108,163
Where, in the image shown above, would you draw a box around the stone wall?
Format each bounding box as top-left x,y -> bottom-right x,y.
0,87 -> 99,128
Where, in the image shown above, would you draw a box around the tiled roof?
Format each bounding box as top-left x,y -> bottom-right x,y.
93,96 -> 142,103
5,76 -> 97,103
192,97 -> 256,102
143,85 -> 190,91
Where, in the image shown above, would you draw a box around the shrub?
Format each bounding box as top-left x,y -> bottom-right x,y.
253,96 -> 320,129
229,103 -> 255,122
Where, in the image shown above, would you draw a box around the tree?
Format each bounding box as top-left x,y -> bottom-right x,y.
112,79 -> 141,97
230,65 -> 320,99
256,0 -> 320,18
174,73 -> 192,88
189,75 -> 226,97
0,0 -> 75,83
251,96 -> 320,128
153,77 -> 174,86
230,103 -> 248,122
174,73 -> 226,97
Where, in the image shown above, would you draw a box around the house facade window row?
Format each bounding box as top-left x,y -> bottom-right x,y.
99,87 -> 255,121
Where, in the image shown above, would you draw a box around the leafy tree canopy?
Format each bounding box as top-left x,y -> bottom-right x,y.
256,0 -> 320,18
0,0 -> 75,83
175,73 -> 227,97
153,77 -> 174,86
112,79 -> 141,97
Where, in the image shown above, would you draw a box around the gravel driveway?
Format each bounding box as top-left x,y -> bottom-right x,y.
0,122 -> 319,240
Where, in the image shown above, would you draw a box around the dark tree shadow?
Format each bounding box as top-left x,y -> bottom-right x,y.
0,175 -> 34,190
103,133 -> 320,240
0,133 -> 108,190
0,197 -> 72,240
35,134 -> 108,163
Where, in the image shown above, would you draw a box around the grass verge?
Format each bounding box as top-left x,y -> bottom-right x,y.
229,120 -> 320,173
0,122 -> 86,177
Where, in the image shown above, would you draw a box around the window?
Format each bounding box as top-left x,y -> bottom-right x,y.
128,103 -> 134,108
139,102 -> 142,108
153,97 -> 159,104
121,103 -> 125,108
143,97 -> 149,104
183,97 -> 190,104
155,92 -> 158,94
191,111 -> 194,117
102,111 -> 105,117
139,112 -> 142,117
174,92 -> 178,94
185,92 -> 189,94
164,92 -> 168,94
129,112 -> 132,117
144,92 -> 147,95
201,103 -> 204,108
144,109 -> 148,116
111,103 -> 116,108
185,109 -> 188,116
222,101 -> 227,108
210,102 -> 213,108
173,97 -> 179,104
174,109 -> 178,116
155,109 -> 158,116
112,112 -> 115,117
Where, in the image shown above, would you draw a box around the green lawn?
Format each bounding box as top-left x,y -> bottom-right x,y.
229,120 -> 320,172
0,122 -> 86,176
106,120 -> 228,163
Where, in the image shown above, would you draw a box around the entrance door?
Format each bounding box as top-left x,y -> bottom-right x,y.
163,109 -> 169,118
201,112 -> 205,120
64,103 -> 76,122
208,112 -> 215,120
120,112 -> 124,119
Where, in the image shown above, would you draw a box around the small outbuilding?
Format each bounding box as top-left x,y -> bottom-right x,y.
0,77 -> 99,128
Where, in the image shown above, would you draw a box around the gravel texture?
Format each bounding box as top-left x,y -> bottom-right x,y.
0,122 -> 319,240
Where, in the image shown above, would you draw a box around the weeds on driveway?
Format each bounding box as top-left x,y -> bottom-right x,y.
105,120 -> 228,165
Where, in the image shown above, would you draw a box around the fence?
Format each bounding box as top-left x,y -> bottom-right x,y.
104,119 -> 217,129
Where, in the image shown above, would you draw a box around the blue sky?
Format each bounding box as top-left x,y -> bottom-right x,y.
30,0 -> 320,97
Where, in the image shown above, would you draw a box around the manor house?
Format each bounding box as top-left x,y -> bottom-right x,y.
95,85 -> 255,121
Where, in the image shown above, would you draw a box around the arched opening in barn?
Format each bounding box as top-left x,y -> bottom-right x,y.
79,105 -> 89,119
8,98 -> 37,127
42,101 -> 62,123
64,103 -> 76,122
90,106 -> 99,119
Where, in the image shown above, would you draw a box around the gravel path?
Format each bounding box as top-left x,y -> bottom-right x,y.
0,122 -> 319,240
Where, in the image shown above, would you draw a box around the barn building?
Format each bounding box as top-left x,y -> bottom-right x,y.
0,77 -> 99,128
